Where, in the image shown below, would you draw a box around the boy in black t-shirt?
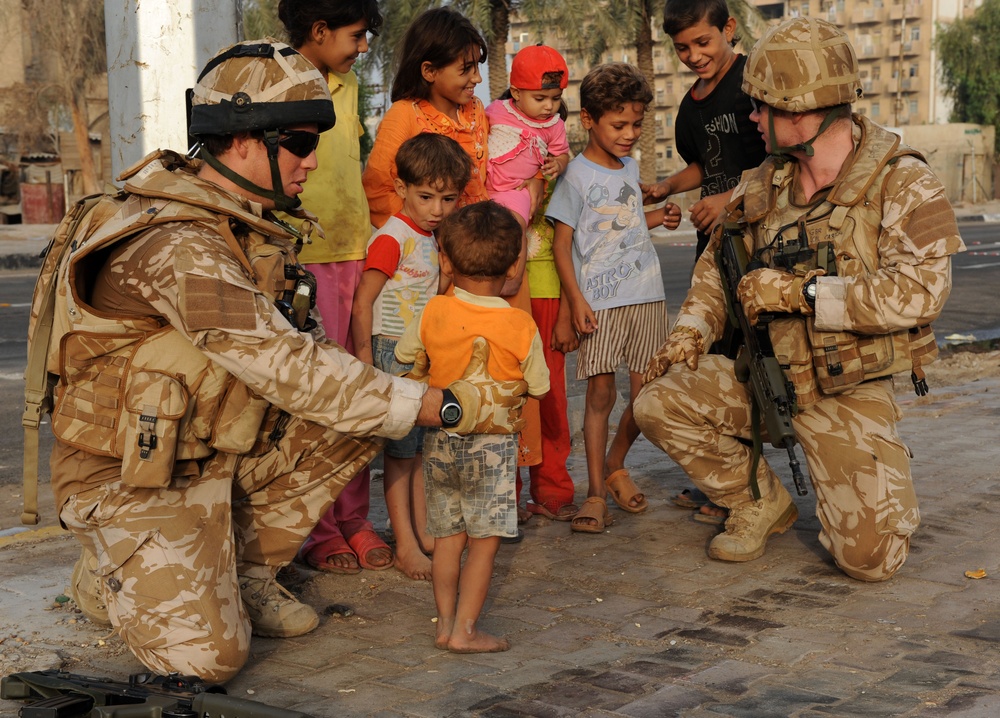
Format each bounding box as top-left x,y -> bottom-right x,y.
644,0 -> 767,524
645,0 -> 766,259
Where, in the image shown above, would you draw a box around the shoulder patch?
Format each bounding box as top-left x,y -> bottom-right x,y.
181,274 -> 257,332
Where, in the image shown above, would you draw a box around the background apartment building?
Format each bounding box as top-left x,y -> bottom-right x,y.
509,0 -> 987,194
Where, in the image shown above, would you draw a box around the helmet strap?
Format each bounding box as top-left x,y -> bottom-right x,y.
196,131 -> 302,212
769,105 -> 850,164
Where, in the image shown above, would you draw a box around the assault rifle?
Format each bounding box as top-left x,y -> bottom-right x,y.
0,670 -> 313,718
716,222 -> 808,498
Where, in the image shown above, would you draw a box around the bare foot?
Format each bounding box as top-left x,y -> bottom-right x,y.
417,532 -> 435,556
325,552 -> 360,573
699,504 -> 727,519
361,545 -> 394,569
447,629 -> 511,654
435,616 -> 454,649
394,545 -> 432,581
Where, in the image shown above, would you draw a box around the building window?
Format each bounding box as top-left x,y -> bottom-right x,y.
910,26 -> 920,41
666,112 -> 673,127
666,146 -> 673,159
872,101 -> 880,117
909,99 -> 918,116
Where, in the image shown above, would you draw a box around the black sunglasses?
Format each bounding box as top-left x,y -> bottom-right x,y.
278,129 -> 320,158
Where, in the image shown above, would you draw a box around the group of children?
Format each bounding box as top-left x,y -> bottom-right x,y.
274,0 -> 765,654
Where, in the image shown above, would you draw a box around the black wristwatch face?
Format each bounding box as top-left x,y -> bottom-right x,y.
804,278 -> 818,306
440,390 -> 462,427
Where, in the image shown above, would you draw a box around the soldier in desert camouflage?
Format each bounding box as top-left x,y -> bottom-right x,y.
634,17 -> 965,581
43,40 -> 525,683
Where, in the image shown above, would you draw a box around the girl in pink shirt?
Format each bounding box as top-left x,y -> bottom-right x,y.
485,44 -> 571,227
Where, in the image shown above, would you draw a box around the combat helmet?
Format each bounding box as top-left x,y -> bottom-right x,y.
742,17 -> 861,161
742,16 -> 862,113
190,39 -> 335,211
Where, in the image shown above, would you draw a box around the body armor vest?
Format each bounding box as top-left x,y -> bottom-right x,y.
32,151 -> 312,493
736,117 -> 937,407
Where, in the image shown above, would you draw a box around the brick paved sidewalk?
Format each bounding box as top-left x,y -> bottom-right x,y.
3,375 -> 999,717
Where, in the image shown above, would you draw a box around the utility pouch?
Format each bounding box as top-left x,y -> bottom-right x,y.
120,370 -> 188,488
806,325 -> 867,392
52,332 -> 144,455
210,381 -> 270,454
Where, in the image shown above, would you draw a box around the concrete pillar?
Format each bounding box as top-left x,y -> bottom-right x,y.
105,0 -> 240,180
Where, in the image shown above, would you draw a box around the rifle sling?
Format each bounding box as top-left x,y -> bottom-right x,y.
749,399 -> 763,502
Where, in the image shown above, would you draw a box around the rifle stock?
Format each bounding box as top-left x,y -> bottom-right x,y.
1,670 -> 313,718
717,222 -> 808,497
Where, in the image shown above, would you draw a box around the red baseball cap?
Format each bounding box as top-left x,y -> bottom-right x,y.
510,44 -> 569,90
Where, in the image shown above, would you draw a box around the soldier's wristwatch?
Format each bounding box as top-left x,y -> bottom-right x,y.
803,277 -> 818,309
440,388 -> 463,428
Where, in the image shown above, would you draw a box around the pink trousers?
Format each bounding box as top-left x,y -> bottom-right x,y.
300,260 -> 374,558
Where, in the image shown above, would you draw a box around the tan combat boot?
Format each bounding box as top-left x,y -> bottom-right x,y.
708,483 -> 798,562
70,546 -> 112,626
238,574 -> 319,638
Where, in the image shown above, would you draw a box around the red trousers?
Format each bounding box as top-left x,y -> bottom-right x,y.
527,298 -> 575,508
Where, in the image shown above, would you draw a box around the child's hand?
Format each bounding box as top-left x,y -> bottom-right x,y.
640,179 -> 670,205
518,176 -> 545,220
552,312 -> 579,353
570,299 -> 598,335
541,153 -> 568,179
662,202 -> 682,231
689,193 -> 731,233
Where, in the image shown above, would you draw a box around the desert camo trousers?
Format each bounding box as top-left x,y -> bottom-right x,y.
633,355 -> 918,582
58,414 -> 380,683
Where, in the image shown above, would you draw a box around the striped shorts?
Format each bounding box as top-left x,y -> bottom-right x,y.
576,300 -> 668,380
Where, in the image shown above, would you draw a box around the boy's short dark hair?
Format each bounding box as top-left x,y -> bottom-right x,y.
663,0 -> 737,47
395,134 -> 472,193
278,0 -> 383,48
579,63 -> 653,123
438,201 -> 521,280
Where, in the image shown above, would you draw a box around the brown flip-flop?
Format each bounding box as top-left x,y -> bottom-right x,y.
605,469 -> 648,513
571,497 -> 613,533
527,501 -> 579,521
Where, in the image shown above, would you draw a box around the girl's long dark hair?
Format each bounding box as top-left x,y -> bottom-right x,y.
390,7 -> 487,102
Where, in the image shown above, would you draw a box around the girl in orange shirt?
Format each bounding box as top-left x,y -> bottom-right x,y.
362,7 -> 489,229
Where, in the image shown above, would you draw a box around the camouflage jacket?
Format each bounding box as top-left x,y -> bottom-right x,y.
676,116 -> 966,405
47,151 -> 424,494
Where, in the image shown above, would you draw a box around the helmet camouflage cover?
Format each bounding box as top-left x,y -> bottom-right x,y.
190,39 -> 335,136
743,17 -> 862,113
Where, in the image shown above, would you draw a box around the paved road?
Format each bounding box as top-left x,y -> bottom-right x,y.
652,222 -> 1000,341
